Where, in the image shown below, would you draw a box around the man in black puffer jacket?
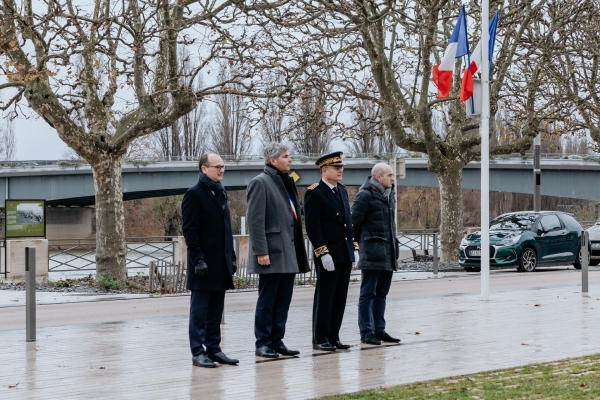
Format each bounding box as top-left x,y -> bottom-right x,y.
351,163 -> 401,345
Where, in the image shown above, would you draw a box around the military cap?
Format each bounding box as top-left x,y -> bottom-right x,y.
315,151 -> 345,167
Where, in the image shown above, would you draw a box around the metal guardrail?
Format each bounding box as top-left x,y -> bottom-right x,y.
49,236 -> 177,273
0,152 -> 597,168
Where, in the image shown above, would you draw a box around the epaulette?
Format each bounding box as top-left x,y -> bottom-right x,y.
338,182 -> 346,187
308,182 -> 319,190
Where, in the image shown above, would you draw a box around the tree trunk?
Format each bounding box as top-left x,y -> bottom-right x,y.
92,154 -> 127,280
437,165 -> 464,262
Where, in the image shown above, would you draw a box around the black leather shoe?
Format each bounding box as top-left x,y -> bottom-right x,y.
255,346 -> 279,358
361,334 -> 381,345
333,340 -> 351,350
312,342 -> 336,351
208,351 -> 239,365
272,344 -> 300,356
375,332 -> 401,343
192,354 -> 217,368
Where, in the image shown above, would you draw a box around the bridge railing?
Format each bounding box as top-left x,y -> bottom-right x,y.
2,152 -> 598,169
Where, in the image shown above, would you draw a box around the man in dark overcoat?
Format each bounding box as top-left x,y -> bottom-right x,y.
304,151 -> 358,351
246,143 -> 310,358
181,153 -> 238,368
351,163 -> 401,345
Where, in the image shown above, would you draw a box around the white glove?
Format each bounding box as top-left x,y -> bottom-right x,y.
321,254 -> 335,271
352,251 -> 359,268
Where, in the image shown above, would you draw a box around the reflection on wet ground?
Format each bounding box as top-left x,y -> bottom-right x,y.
1,276 -> 600,399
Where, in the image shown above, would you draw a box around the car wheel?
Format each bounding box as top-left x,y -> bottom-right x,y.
517,247 -> 537,272
573,248 -> 591,270
463,267 -> 481,272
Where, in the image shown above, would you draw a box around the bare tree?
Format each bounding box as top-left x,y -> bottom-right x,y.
150,49 -> 209,159
259,79 -> 288,147
347,98 -> 399,155
546,1 -> 599,152
248,0 -> 578,261
0,120 -> 16,161
0,0 -> 294,279
208,69 -> 252,157
288,87 -> 331,155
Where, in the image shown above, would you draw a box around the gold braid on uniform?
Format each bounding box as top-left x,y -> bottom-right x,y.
353,242 -> 359,251
308,182 -> 319,190
314,245 -> 329,257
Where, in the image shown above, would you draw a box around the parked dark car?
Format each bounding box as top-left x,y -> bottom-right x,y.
459,211 -> 589,272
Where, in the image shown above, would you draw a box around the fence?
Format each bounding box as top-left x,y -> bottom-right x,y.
232,236 -> 318,289
48,237 -> 178,275
47,232 -> 439,289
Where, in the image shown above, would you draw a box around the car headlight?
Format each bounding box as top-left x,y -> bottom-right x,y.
496,234 -> 521,247
460,237 -> 469,246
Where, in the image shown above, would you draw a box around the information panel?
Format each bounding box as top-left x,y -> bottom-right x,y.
5,200 -> 46,238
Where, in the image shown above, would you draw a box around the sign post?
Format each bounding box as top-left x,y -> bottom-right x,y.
26,247 -> 36,342
582,231 -> 589,293
389,157 -> 406,234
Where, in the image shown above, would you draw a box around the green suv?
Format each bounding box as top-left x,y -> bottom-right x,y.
459,211 -> 589,272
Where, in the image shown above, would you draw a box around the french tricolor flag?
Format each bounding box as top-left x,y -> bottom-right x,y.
432,5 -> 470,99
461,11 -> 500,101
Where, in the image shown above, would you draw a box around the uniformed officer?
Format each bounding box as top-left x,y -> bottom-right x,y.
304,151 -> 359,351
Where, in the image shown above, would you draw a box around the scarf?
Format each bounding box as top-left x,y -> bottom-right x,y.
199,172 -> 227,210
369,176 -> 392,199
266,164 -> 297,202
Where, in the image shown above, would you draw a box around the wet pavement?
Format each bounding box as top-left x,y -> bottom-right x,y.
1,268 -> 599,399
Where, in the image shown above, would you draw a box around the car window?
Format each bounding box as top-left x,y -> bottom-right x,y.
540,215 -> 562,232
558,214 -> 583,231
489,213 -> 538,231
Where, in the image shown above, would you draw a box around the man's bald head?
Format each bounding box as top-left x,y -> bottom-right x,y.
371,163 -> 394,189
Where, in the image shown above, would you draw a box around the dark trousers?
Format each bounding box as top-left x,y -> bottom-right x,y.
189,289 -> 225,356
312,262 -> 352,344
254,273 -> 296,349
358,270 -> 393,338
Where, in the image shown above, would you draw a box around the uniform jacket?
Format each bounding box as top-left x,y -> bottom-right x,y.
351,176 -> 398,271
181,173 -> 235,291
304,180 -> 357,265
246,166 -> 310,274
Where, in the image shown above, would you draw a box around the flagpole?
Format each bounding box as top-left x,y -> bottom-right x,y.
481,0 -> 490,301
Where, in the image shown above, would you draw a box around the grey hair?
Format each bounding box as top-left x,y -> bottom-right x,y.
371,164 -> 387,178
198,152 -> 217,170
263,143 -> 291,164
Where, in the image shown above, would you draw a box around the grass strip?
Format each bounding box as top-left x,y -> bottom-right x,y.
320,353 -> 600,399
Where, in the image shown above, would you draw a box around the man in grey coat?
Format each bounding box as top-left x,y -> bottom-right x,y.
247,143 -> 310,358
351,163 -> 401,346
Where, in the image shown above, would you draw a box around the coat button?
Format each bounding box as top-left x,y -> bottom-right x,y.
336,213 -> 339,216
344,224 -> 346,227
345,237 -> 347,240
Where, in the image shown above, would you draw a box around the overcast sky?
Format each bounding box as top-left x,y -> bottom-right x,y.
14,117 -> 67,160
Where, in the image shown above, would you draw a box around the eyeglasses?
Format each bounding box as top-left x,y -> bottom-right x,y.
207,165 -> 225,171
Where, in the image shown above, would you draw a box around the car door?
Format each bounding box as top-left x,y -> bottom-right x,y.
557,213 -> 583,261
536,215 -> 567,262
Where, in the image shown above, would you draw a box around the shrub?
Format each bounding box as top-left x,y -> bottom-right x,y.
96,273 -> 126,291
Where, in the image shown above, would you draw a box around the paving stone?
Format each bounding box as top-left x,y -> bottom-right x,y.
0,275 -> 599,399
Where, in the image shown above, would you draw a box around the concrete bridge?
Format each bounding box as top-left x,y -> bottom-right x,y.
1,156 -> 599,207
